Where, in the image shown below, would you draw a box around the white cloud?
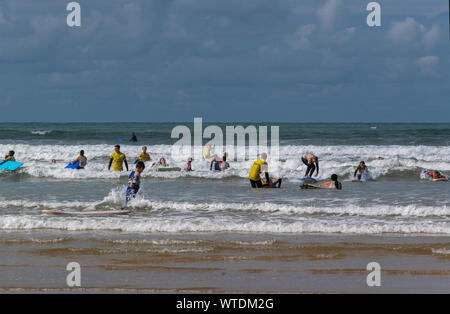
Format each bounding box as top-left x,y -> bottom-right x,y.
288,24 -> 317,49
317,0 -> 342,29
416,56 -> 439,77
423,25 -> 440,49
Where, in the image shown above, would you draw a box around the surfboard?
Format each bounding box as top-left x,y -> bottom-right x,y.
156,166 -> 181,172
300,183 -> 320,189
431,178 -> 448,182
299,177 -> 318,184
0,160 -> 24,171
114,137 -> 125,142
42,209 -> 131,215
65,161 -> 80,169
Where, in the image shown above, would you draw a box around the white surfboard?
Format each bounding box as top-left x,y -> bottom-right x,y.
42,209 -> 131,215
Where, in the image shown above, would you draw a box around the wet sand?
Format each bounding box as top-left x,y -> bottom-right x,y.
0,231 -> 449,293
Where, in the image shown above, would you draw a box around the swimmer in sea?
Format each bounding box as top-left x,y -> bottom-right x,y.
0,151 -> 15,165
302,153 -> 319,177
354,161 -> 368,181
320,174 -> 342,190
249,153 -> 270,188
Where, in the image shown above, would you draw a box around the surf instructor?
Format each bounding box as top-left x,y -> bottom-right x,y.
108,145 -> 128,172
249,153 -> 270,188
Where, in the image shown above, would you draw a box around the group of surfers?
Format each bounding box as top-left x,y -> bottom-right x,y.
2,146 -> 448,198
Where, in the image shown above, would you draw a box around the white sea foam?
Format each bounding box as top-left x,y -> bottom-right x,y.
0,214 -> 448,234
2,143 -> 450,180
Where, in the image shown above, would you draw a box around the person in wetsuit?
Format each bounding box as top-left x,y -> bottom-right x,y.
302,153 -> 319,177
129,132 -> 138,142
354,161 -> 368,181
0,151 -> 15,166
125,161 -> 145,206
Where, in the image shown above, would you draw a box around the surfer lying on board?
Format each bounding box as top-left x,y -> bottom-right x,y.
108,145 -> 128,172
151,157 -> 168,167
302,153 -> 319,177
425,170 -> 446,180
125,161 -> 145,206
262,178 -> 282,188
0,151 -> 15,165
320,174 -> 342,190
354,161 -> 368,181
249,153 -> 270,188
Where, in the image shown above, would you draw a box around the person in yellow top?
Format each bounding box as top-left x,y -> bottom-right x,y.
249,153 -> 270,188
108,145 -> 128,172
301,152 -> 319,177
136,146 -> 151,163
203,144 -> 212,160
0,151 -> 15,166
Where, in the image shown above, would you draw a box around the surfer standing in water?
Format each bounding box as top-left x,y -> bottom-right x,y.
129,132 -> 138,142
108,145 -> 128,172
249,153 -> 270,188
302,153 -> 319,177
354,161 -> 368,181
72,150 -> 88,169
125,161 -> 145,206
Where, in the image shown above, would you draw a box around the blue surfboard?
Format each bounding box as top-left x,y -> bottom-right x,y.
65,161 -> 80,169
0,160 -> 24,171
115,137 -> 125,143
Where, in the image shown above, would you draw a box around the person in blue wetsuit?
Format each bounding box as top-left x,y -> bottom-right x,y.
125,161 -> 145,206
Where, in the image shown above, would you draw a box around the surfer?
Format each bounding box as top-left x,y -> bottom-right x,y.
249,153 -> 270,188
320,174 -> 342,190
262,178 -> 282,188
72,150 -> 88,169
108,145 -> 128,172
185,158 -> 193,171
129,132 -> 138,142
354,161 -> 368,181
152,157 -> 168,167
125,161 -> 145,206
203,144 -> 212,160
136,146 -> 151,163
302,153 -> 319,177
0,151 -> 15,165
425,170 -> 446,180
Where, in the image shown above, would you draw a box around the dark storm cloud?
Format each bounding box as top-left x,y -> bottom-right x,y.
0,0 -> 448,122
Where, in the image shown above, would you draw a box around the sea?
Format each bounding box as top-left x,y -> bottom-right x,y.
0,122 -> 449,235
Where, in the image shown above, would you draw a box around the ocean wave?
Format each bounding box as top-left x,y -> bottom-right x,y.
1,143 -> 450,180
1,197 -> 449,218
0,214 -> 448,234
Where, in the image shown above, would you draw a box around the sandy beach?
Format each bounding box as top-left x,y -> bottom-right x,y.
1,231 -> 448,293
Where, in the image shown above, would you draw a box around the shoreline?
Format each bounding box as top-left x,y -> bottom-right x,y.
1,231 -> 448,293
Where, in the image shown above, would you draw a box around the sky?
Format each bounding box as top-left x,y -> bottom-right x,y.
0,0 -> 448,122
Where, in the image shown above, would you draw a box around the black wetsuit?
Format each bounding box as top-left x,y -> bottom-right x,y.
302,157 -> 318,177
